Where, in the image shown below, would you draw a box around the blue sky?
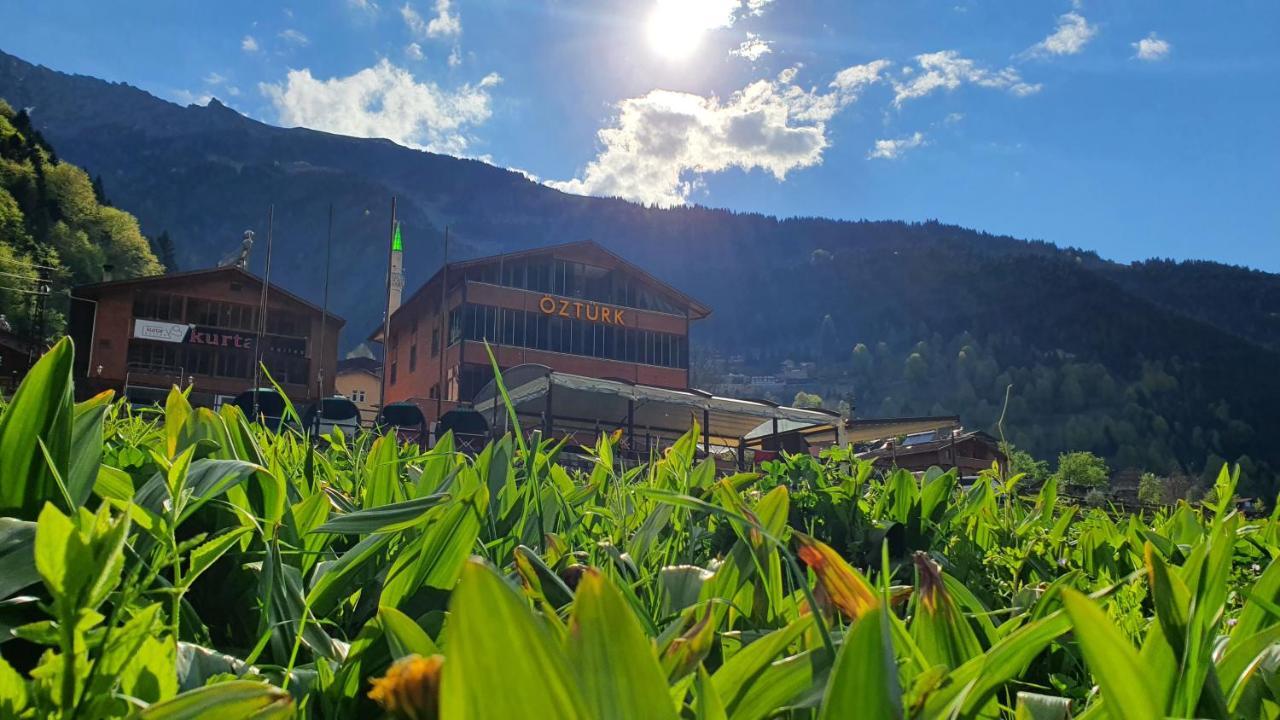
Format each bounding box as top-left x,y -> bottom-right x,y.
4,0 -> 1278,270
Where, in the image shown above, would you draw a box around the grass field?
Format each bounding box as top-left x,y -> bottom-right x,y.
1,337 -> 1278,719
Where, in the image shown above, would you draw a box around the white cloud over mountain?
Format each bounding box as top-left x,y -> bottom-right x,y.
548,61 -> 891,206
260,59 -> 500,155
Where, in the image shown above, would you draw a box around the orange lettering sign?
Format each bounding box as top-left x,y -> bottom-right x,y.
538,295 -> 628,326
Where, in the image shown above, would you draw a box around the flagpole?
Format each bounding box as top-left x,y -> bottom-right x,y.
251,203 -> 274,421
379,196 -> 397,415
436,225 -> 448,423
315,202 -> 334,433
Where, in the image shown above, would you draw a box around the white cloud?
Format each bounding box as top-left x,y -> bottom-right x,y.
279,28 -> 310,46
892,51 -> 1040,106
730,33 -> 772,61
405,42 -> 424,60
1026,12 -> 1096,57
1132,32 -> 1171,61
403,0 -> 460,39
174,89 -> 213,107
868,131 -> 926,160
241,35 -> 260,53
547,61 -> 890,206
259,59 -> 500,155
448,46 -> 462,67
348,0 -> 379,12
204,72 -> 227,86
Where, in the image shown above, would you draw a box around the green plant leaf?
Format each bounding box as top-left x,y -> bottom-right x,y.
567,567 -> 676,720
0,336 -> 74,519
312,492 -> 450,535
379,605 -> 438,659
439,558 -> 588,719
819,606 -> 903,720
1061,590 -> 1162,720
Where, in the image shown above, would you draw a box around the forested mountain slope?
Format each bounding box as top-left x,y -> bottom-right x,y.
2,49 -> 1278,495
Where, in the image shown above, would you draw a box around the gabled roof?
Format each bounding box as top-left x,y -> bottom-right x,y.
74,265 -> 345,325
389,239 -> 711,335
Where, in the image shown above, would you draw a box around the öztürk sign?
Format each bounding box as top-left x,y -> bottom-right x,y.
538,295 -> 629,326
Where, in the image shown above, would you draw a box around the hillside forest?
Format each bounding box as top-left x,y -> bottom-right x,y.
0,99 -> 160,339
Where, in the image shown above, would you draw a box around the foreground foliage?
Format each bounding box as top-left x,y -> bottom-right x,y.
2,339 -> 1280,718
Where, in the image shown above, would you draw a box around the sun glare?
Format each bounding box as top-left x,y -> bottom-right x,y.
646,1 -> 708,60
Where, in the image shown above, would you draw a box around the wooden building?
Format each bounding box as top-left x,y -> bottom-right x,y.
69,266 -> 343,407
375,240 -> 711,422
859,429 -> 1007,478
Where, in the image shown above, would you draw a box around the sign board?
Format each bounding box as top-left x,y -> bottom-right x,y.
133,319 -> 307,357
538,295 -> 629,326
133,319 -> 191,343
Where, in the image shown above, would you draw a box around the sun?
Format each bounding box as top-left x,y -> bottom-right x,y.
646,1 -> 708,60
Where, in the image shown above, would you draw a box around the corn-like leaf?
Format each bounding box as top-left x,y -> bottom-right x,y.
312,492 -> 450,535
1061,590 -> 1162,720
439,558 -> 588,719
0,336 -> 73,519
379,605 -> 439,659
819,605 -> 903,720
568,568 -> 677,720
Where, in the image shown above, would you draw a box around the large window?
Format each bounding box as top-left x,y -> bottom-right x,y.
126,340 -> 308,385
137,292 -> 309,340
447,302 -> 687,369
462,256 -> 684,315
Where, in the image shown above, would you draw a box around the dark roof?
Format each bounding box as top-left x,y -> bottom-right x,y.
384,239 -> 711,342
337,356 -> 381,376
74,265 -> 345,325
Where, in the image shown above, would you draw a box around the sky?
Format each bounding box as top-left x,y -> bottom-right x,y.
3,0 -> 1278,271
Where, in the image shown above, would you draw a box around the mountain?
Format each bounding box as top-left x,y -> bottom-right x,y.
3,49 -> 1280,496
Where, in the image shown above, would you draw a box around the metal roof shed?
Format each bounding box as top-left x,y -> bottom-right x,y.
472,364 -> 841,463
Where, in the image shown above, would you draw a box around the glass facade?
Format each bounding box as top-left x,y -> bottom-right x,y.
127,289 -> 313,385
461,256 -> 684,315
126,339 -> 308,385
447,302 -> 687,369
133,291 -> 309,338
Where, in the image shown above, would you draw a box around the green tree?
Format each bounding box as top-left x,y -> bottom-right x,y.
792,391 -> 823,409
1138,472 -> 1166,505
1051,451 -> 1111,490
1008,447 -> 1050,484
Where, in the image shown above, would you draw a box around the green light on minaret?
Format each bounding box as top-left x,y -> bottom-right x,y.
391,222 -> 403,252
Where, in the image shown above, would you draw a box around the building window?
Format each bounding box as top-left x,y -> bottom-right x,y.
428,384 -> 439,399
431,328 -> 440,357
351,389 -> 366,403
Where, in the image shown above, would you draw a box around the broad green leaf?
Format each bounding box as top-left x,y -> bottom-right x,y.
0,518 -> 37,600
379,606 -> 439,659
819,606 -> 903,720
67,390 -> 113,508
439,558 -> 588,719
567,568 -> 676,720
312,492 -> 450,534
306,532 -> 395,616
712,615 -> 813,709
1061,590 -> 1162,720
0,336 -> 74,519
185,527 -> 252,588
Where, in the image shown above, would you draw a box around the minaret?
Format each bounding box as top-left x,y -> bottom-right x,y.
388,222 -> 405,313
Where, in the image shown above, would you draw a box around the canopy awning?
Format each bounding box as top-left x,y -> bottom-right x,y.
473,364 -> 840,447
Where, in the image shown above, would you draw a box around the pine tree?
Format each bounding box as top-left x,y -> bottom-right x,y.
151,230 -> 178,272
